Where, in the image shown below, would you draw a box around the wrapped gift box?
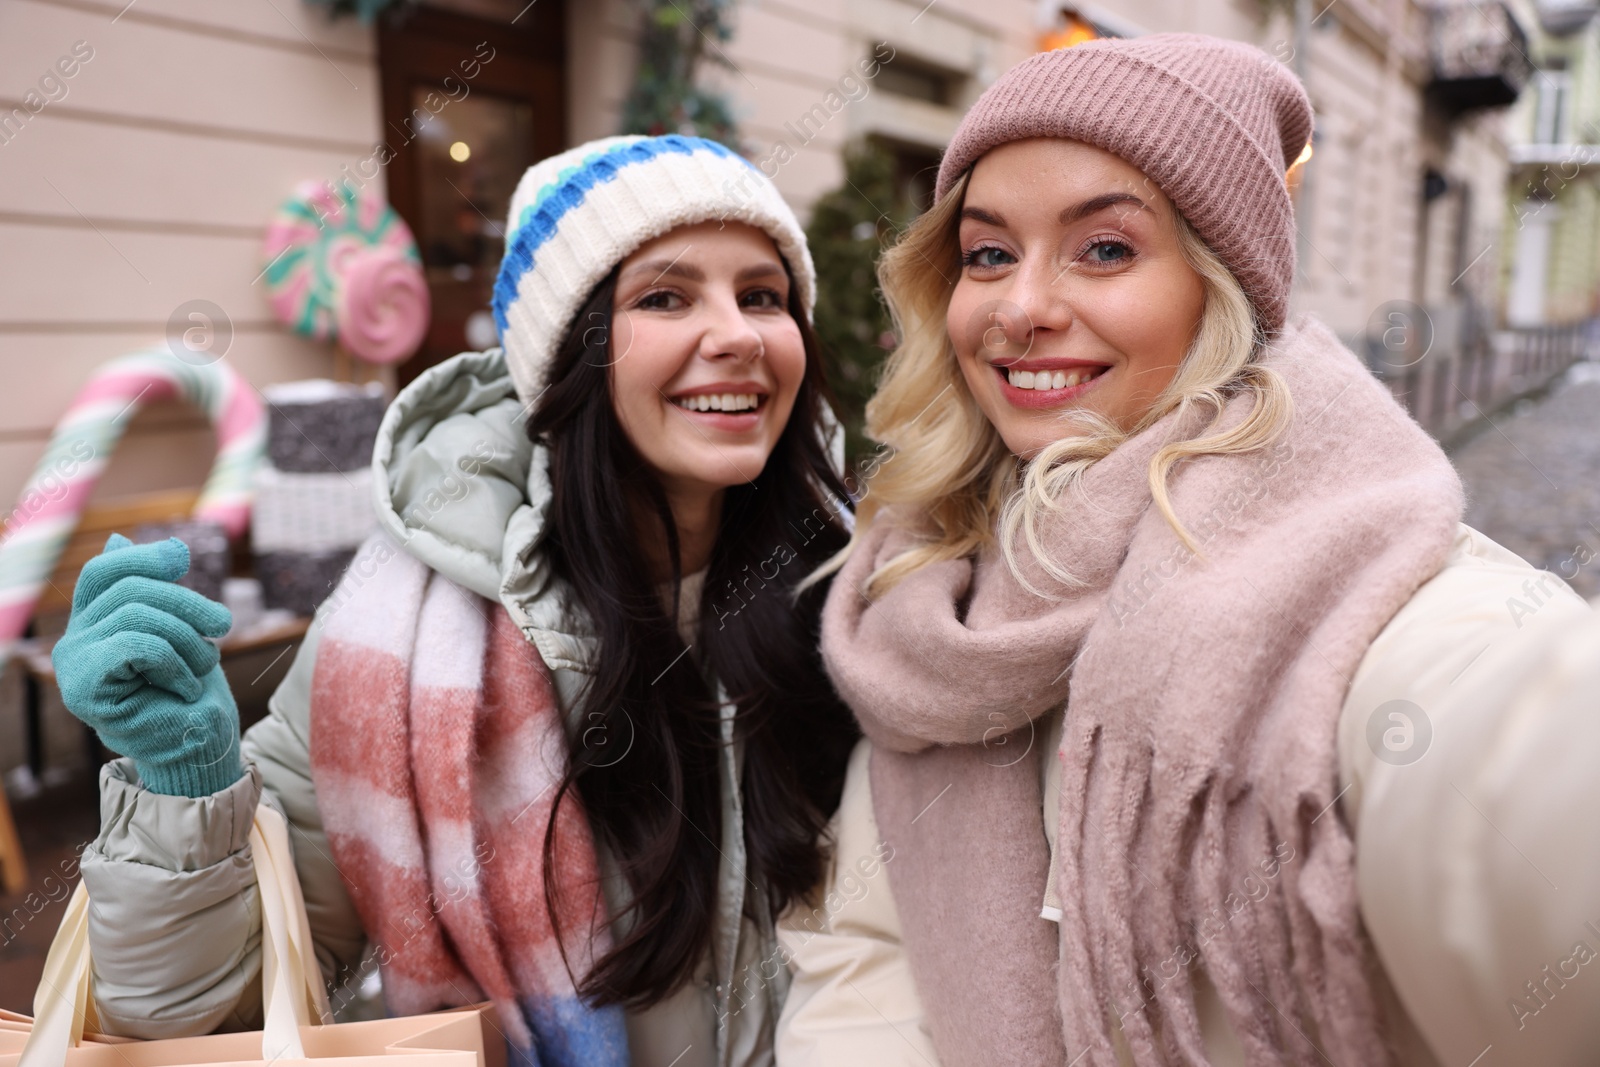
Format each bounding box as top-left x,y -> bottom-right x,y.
263,380 -> 386,473
134,519 -> 231,603
254,548 -> 358,617
251,465 -> 376,554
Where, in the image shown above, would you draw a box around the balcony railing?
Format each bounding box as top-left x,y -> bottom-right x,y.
1426,1 -> 1533,112
1364,305 -> 1595,442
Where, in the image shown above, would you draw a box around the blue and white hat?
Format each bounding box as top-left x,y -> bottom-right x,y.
492,134 -> 816,403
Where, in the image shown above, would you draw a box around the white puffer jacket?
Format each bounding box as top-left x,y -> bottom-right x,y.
776,525 -> 1600,1066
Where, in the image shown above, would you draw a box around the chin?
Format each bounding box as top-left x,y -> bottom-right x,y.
994,413 -> 1082,459
686,449 -> 774,490
999,431 -> 1047,459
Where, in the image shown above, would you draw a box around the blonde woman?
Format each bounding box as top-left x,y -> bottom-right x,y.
773,35 -> 1600,1067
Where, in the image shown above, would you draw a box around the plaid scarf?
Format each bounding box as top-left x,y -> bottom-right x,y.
308,531 -> 628,1067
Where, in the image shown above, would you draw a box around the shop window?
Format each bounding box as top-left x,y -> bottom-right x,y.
875,56 -> 963,108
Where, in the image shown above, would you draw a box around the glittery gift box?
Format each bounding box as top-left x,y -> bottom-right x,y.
254,548 -> 357,618
263,380 -> 386,474
133,519 -> 231,603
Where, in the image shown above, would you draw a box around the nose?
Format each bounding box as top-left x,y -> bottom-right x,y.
698,293 -> 765,364
1010,256 -> 1074,338
972,301 -> 1034,364
965,260 -> 1073,365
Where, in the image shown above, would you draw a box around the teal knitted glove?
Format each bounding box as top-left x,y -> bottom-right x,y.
53,533 -> 242,797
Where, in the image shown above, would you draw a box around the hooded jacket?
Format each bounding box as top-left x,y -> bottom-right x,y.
77,349 -> 785,1067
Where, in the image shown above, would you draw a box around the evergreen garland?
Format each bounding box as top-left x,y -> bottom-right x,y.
620,0 -> 740,146
805,142 -> 918,464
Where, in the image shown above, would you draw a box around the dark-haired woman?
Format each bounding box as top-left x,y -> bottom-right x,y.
52,135 -> 858,1067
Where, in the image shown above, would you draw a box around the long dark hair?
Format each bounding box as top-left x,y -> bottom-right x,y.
526,266 -> 858,1008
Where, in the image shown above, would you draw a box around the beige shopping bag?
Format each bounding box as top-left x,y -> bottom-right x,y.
2,805 -> 504,1067
0,1009 -> 131,1058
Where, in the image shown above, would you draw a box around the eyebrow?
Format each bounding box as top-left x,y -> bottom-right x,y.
624,258 -> 705,284
735,262 -> 787,283
960,192 -> 1153,229
620,259 -> 787,285
960,206 -> 1006,226
1061,192 -> 1150,223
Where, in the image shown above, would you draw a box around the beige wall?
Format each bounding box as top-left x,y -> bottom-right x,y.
573,0 -> 1041,219
0,0 -> 1040,524
0,0 -> 380,512
566,0 -> 635,145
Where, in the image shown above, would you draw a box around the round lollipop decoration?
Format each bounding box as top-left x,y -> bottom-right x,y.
336,245 -> 431,365
261,181 -> 430,379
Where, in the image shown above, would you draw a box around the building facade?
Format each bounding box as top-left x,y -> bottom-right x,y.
0,0 -> 1540,511
1504,0 -> 1600,327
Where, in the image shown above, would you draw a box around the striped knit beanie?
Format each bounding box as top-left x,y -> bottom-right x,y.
492,135 -> 815,403
935,34 -> 1313,336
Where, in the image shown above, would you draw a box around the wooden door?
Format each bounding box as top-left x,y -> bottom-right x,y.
378,3 -> 567,386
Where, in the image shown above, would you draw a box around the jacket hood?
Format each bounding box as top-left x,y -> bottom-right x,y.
371,347 -> 595,671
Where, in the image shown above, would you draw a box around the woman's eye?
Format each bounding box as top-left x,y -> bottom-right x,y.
1083,240 -> 1132,265
961,246 -> 1014,270
741,288 -> 784,309
636,290 -> 685,311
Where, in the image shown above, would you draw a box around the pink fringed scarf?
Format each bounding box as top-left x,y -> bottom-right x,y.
821,318 -> 1463,1066
307,532 -> 628,1067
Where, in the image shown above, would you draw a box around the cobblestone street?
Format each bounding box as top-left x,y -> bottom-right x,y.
1450,363 -> 1600,600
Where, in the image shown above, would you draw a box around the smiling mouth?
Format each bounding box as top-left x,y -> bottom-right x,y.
996,365 -> 1109,391
670,391 -> 767,413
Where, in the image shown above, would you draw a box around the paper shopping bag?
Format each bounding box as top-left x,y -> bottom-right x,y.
2,805 -> 505,1067
0,1010 -> 132,1058
2,1006 -> 503,1067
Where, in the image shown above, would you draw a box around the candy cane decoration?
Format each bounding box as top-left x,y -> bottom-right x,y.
0,349 -> 266,663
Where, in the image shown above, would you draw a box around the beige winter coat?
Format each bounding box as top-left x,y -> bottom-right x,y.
777,524 -> 1600,1065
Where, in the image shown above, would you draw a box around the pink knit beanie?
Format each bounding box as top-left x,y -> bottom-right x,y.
936,33 -> 1313,336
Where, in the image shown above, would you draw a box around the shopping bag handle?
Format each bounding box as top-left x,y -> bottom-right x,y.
254,803 -> 334,1058
22,878 -> 96,1067
22,802 -> 332,1066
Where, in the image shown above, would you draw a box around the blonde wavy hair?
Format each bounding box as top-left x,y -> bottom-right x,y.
825,171 -> 1294,598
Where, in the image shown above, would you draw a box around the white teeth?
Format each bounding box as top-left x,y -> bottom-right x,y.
674,393 -> 761,412
1006,367 -> 1103,390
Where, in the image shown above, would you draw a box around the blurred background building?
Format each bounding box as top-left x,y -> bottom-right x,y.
1505,0 -> 1600,327
4,0 -> 1600,1007
4,0 -> 1595,501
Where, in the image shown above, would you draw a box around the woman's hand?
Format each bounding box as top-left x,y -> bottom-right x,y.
53,534 -> 242,797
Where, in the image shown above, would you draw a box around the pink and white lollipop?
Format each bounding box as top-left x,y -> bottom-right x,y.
335,245 -> 431,365
261,181 -> 427,359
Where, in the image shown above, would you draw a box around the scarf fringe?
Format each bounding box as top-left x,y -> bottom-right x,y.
1059,729 -> 1389,1067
